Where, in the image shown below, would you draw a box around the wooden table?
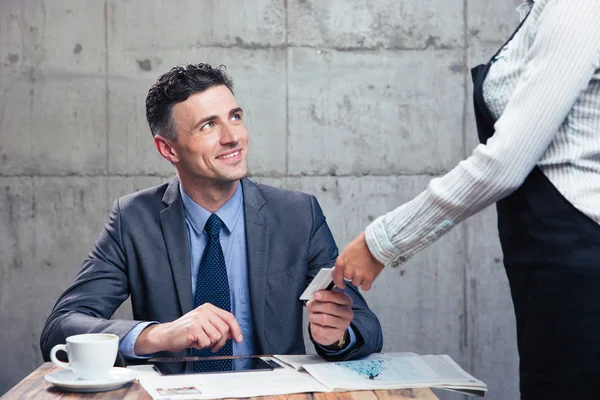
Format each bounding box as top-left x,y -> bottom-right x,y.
2,363 -> 440,400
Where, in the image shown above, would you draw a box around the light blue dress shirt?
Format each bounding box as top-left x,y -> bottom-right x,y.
120,181 -> 354,358
181,182 -> 255,356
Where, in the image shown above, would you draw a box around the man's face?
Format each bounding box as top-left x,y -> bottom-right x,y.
169,85 -> 249,185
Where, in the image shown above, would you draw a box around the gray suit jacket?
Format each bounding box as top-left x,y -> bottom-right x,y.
40,178 -> 383,362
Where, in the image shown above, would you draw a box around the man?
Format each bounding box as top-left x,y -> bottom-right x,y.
40,63 -> 382,364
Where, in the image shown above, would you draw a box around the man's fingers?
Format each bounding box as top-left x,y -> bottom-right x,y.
313,290 -> 353,306
309,305 -> 354,321
308,300 -> 354,320
309,314 -> 344,329
200,322 -> 223,348
210,332 -> 228,353
190,331 -> 212,350
205,305 -> 244,343
199,311 -> 235,352
311,308 -> 354,325
208,314 -> 231,335
308,311 -> 350,329
207,314 -> 231,351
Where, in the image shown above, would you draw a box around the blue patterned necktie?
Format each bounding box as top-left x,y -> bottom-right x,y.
192,214 -> 233,372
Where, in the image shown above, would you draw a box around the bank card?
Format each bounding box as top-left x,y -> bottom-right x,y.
299,267 -> 336,301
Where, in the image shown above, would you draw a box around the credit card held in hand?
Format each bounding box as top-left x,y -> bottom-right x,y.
299,267 -> 336,301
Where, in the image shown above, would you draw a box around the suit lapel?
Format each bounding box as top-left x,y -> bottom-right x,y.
241,178 -> 270,352
160,178 -> 194,316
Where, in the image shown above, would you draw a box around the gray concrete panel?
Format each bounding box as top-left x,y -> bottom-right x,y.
288,48 -> 465,176
0,0 -> 106,75
0,70 -> 107,175
0,0 -> 107,175
0,177 -> 109,393
468,0 -> 523,45
106,176 -> 171,203
107,0 -> 286,52
107,48 -> 286,176
288,0 -> 464,50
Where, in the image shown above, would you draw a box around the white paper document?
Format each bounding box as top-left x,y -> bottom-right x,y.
132,353 -> 487,399
130,359 -> 329,400
301,354 -> 487,396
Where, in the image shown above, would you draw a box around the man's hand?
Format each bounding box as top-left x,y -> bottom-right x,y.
307,290 -> 354,347
333,231 -> 384,291
134,303 -> 243,356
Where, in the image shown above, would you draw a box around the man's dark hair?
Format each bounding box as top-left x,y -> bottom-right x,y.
145,63 -> 234,140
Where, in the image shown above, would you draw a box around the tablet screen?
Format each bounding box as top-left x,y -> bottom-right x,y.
153,357 -> 282,375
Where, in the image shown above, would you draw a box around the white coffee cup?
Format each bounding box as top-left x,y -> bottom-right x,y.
50,333 -> 119,380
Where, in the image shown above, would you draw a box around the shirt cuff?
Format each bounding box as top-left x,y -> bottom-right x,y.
119,321 -> 158,359
315,325 -> 357,356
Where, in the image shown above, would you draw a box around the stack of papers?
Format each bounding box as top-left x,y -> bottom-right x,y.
276,353 -> 487,397
131,362 -> 328,399
131,353 -> 487,399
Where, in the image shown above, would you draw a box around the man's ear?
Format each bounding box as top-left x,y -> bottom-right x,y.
154,135 -> 179,163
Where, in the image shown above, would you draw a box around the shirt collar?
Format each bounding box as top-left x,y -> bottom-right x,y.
179,181 -> 244,235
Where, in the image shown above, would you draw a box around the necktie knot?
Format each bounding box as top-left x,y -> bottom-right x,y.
204,214 -> 223,238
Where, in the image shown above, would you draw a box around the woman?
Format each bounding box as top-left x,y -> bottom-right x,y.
333,1 -> 600,398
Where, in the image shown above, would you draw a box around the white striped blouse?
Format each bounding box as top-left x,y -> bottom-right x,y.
365,0 -> 600,267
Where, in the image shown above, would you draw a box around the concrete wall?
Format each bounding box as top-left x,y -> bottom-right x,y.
0,0 -> 522,397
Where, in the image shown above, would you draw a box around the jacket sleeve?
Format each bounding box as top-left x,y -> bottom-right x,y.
40,199 -> 140,362
306,195 -> 384,361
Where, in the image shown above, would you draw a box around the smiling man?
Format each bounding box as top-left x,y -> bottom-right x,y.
40,63 -> 383,365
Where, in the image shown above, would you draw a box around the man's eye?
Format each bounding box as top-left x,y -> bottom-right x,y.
201,121 -> 214,130
231,114 -> 241,121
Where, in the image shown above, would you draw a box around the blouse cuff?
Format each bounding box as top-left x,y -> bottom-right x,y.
365,216 -> 405,267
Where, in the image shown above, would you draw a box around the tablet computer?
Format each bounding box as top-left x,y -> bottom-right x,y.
152,356 -> 282,375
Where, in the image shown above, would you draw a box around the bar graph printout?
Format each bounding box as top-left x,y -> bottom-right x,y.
338,357 -> 425,381
301,353 -> 487,396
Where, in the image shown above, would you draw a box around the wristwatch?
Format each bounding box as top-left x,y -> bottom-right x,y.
336,333 -> 347,348
324,330 -> 349,350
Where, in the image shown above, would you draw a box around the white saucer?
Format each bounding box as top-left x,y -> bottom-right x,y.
44,367 -> 137,392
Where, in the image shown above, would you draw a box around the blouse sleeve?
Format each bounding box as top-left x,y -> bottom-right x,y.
365,0 -> 600,266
